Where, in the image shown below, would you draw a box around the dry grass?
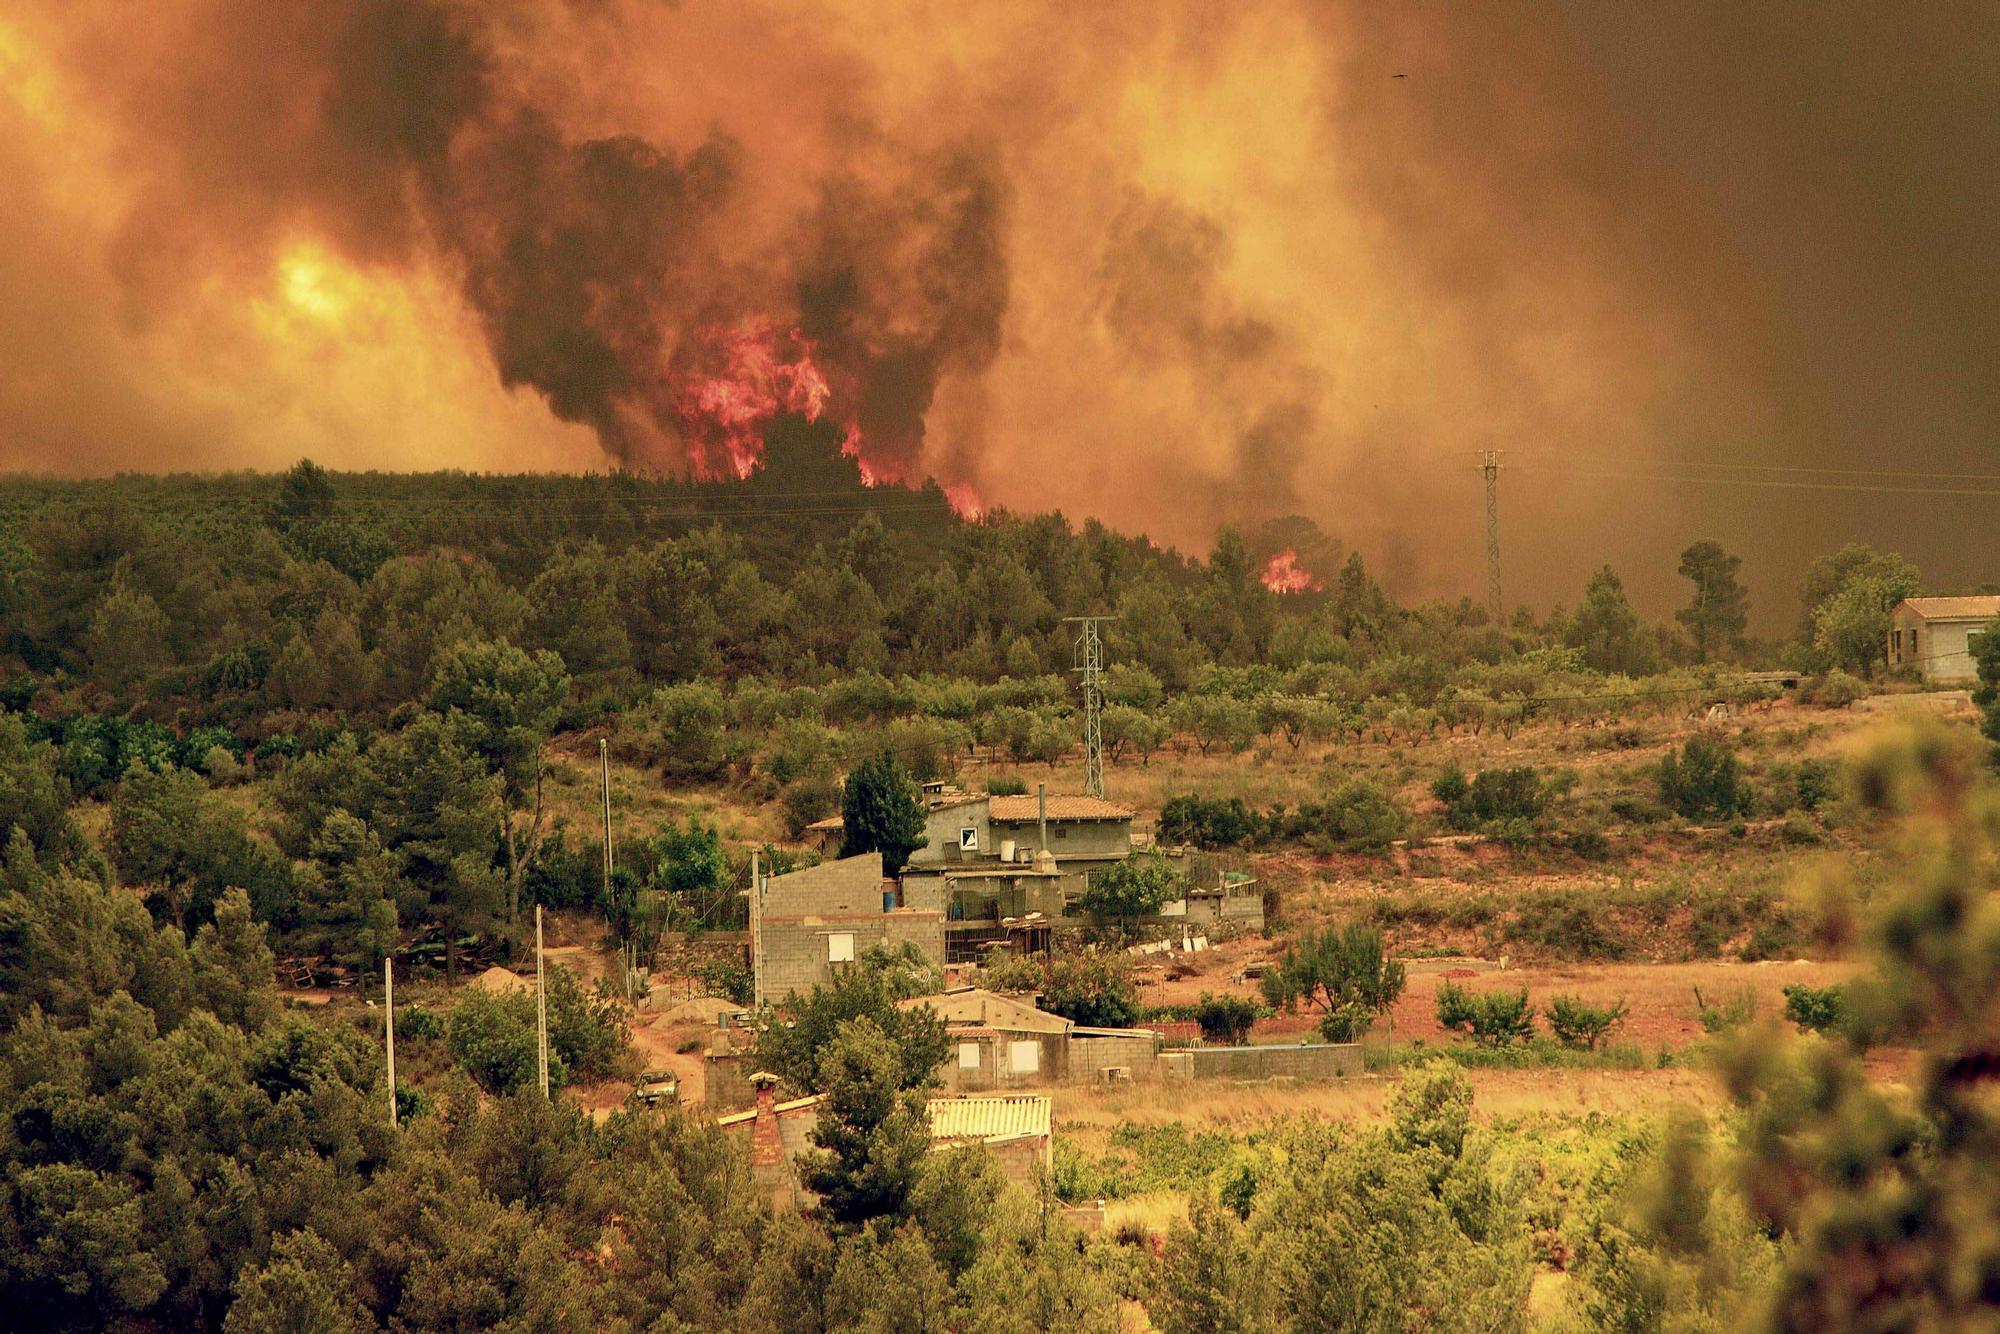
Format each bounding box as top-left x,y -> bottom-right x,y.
1053,1065 -> 1734,1137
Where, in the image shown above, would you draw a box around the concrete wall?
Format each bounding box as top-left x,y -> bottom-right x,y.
939,1030 -> 1068,1090
1174,1042 -> 1363,1082
1890,609 -> 1991,684
909,800 -> 995,865
1181,893 -> 1265,930
759,911 -> 945,1000
705,1055 -> 753,1111
903,867 -> 1066,924
1069,1029 -> 1162,1083
762,853 -> 886,916
990,817 -> 1130,859
986,1135 -> 1051,1189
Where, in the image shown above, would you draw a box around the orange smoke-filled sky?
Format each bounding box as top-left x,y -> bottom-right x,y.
1,1 -> 1995,624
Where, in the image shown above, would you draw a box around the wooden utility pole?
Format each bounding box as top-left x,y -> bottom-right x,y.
384,958 -> 397,1127
535,905 -> 549,1098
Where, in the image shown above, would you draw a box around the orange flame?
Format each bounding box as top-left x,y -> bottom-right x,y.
670,319 -> 836,479
1260,547 -> 1321,593
668,316 -> 982,516
943,481 -> 984,520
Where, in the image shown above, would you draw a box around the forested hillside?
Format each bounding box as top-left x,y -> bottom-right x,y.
5,461 -> 1997,1331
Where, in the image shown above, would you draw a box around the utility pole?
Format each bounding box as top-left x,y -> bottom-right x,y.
600,737 -> 615,896
535,904 -> 549,1097
384,957 -> 397,1128
1063,615 -> 1116,799
1477,450 -> 1504,623
748,849 -> 763,1009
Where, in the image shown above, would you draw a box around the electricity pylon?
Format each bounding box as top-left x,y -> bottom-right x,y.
1063,616 -> 1115,798
1477,450 -> 1504,622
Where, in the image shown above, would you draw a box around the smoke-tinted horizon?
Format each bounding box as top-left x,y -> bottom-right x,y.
1,2 -> 1993,629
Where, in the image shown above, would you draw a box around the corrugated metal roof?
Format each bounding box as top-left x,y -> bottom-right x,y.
1900,595 -> 2000,621
926,1095 -> 1051,1142
988,795 -> 1133,821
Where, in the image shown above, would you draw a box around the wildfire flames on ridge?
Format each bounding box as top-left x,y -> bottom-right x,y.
669,318 -> 984,517
1260,548 -> 1322,594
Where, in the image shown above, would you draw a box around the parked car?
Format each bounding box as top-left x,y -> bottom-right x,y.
634,1070 -> 680,1107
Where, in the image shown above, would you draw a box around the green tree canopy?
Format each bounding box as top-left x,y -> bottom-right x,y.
1675,539 -> 1750,663
840,750 -> 927,875
1564,565 -> 1653,676
797,1018 -> 934,1227
1261,920 -> 1406,1042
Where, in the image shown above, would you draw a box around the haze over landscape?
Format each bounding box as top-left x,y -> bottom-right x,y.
3,1 -> 1995,620
7,6 -> 2000,1332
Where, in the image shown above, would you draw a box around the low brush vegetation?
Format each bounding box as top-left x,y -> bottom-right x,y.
1363,863 -> 1813,964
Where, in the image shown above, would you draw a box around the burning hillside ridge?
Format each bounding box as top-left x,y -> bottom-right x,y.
1260,548 -> 1323,594
668,318 -> 984,516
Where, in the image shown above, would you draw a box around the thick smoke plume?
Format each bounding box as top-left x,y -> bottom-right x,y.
2,1 -> 1995,615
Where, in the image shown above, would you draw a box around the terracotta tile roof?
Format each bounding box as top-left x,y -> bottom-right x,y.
926,1095 -> 1051,1143
987,794 -> 1133,822
1899,596 -> 2000,621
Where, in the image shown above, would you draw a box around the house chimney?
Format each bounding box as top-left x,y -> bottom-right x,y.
749,1072 -> 782,1164
1037,783 -> 1048,853
746,1070 -> 796,1210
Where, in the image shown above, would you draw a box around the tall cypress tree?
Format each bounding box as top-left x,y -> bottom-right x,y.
840,750 -> 926,874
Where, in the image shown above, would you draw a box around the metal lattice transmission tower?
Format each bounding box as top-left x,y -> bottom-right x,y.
1063,616 -> 1116,798
1478,450 -> 1504,622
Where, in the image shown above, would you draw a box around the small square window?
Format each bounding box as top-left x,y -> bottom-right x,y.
1054,827 -> 1067,839
1009,1040 -> 1040,1074
958,1042 -> 981,1070
827,932 -> 855,963
958,827 -> 978,851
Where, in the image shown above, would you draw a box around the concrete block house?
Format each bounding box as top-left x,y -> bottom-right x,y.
1887,596 -> 2000,684
750,852 -> 944,1004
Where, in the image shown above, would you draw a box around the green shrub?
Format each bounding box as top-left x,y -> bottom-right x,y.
692,955 -> 754,1006
546,966 -> 627,1079
986,774 -> 1028,797
1741,912 -> 1801,962
1040,952 -> 1141,1028
395,1004 -> 444,1041
1507,892 -> 1632,961
1157,793 -> 1262,848
1782,983 -> 1846,1034
1802,670 -> 1869,708
1544,994 -> 1628,1051
1294,779 -> 1408,852
1656,736 -> 1750,822
1436,981 -> 1536,1047
1261,921 -> 1406,1042
780,776 -> 841,837
447,989 -> 561,1094
1193,993 -> 1262,1046
1431,765 -> 1556,832
1693,985 -> 1756,1034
